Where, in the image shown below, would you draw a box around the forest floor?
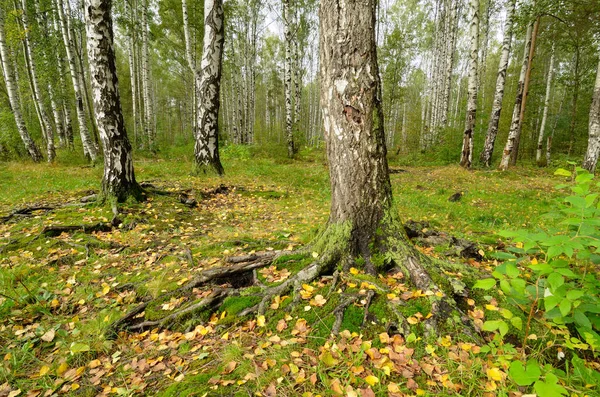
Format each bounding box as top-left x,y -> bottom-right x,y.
0,146 -> 597,397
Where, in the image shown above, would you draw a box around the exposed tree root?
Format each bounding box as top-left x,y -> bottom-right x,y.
109,221 -> 483,342
41,223 -> 113,237
108,250 -> 291,335
1,205 -> 56,223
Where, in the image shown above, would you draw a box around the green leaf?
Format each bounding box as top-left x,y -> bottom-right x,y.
566,290 -> 584,300
320,351 -> 338,367
509,360 -> 541,386
473,278 -> 496,290
505,262 -> 520,278
482,320 -> 501,332
547,273 -> 564,290
559,299 -> 572,317
510,317 -> 523,330
554,168 -> 572,177
573,310 -> 591,329
498,321 -> 509,336
69,342 -> 90,354
534,373 -> 568,397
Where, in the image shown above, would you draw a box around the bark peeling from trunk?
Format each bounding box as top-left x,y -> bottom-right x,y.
84,0 -> 140,201
194,0 -> 225,175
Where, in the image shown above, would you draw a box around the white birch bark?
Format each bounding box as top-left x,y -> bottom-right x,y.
194,0 -> 225,174
19,0 -> 55,162
56,0 -> 98,161
583,54 -> 600,173
84,0 -> 139,200
459,0 -> 479,169
480,0 -> 516,166
141,0 -> 153,147
498,23 -> 533,171
536,44 -> 555,165
283,0 -> 294,157
0,9 -> 43,162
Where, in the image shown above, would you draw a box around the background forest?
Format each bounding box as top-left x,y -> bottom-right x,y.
2,0 -> 600,396
0,0 -> 598,168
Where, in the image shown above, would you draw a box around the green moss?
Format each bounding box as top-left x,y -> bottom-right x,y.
220,296 -> 261,316
340,305 -> 364,334
310,221 -> 352,256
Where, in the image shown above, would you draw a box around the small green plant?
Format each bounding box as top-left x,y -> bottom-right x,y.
475,166 -> 600,395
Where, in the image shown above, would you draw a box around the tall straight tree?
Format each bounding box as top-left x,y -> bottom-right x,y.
83,0 -> 140,200
194,0 -> 225,174
18,0 -> 55,162
582,52 -> 600,173
510,15 -> 539,165
459,0 -> 479,169
56,0 -> 98,162
536,43 -> 555,166
499,22 -> 533,171
283,0 -> 294,158
480,0 -> 516,167
0,6 -> 43,162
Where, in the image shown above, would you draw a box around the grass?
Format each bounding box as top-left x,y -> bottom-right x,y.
0,144 -> 588,396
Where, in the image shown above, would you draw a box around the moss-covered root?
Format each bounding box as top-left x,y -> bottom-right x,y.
256,252 -> 339,315
389,242 -> 478,339
108,250 -> 290,335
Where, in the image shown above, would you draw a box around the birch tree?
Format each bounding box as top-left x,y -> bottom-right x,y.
57,0 -> 98,162
459,0 -> 479,169
84,0 -> 140,200
0,6 -> 43,162
194,0 -> 225,174
582,53 -> 600,173
283,0 -> 294,158
498,22 -> 533,171
18,0 -> 55,162
141,0 -> 154,148
536,44 -> 555,166
480,0 -> 516,167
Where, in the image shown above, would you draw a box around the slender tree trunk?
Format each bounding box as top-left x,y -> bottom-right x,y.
510,15 -> 539,165
84,0 -> 139,200
498,22 -> 533,171
141,0 -> 153,148
18,0 -> 55,162
459,0 -> 479,169
441,0 -> 458,127
547,92 -> 564,165
568,48 -> 580,156
480,0 -> 515,167
56,0 -> 98,162
536,44 -> 555,166
52,6 -> 74,149
582,55 -> 600,173
283,0 -> 294,157
194,0 -> 225,175
0,10 -> 43,162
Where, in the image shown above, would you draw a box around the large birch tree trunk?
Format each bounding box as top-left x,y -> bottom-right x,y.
459,0 -> 479,169
193,0 -> 224,175
0,9 -> 43,162
536,44 -> 555,166
498,22 -> 533,171
582,55 -> 600,173
56,0 -> 98,162
84,0 -> 140,200
479,0 -> 516,167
